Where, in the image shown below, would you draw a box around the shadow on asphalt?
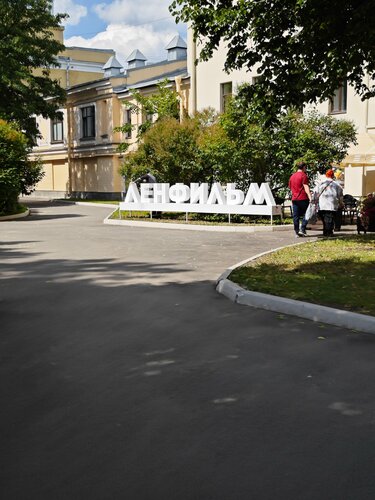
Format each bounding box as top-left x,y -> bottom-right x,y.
0,240 -> 191,282
20,199 -> 72,206
1,238 -> 375,500
26,212 -> 85,221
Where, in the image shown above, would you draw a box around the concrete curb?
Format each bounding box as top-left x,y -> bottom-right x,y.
59,200 -> 119,209
216,241 -> 309,283
0,209 -> 30,221
104,214 -> 294,233
216,242 -> 375,335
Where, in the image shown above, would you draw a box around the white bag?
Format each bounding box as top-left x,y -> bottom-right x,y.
305,202 -> 318,224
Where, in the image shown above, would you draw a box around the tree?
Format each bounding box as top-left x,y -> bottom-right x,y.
0,119 -> 44,214
119,108 -> 235,184
170,0 -> 375,119
0,0 -> 66,141
120,117 -> 201,184
120,84 -> 356,198
220,84 -> 357,197
116,80 -> 181,151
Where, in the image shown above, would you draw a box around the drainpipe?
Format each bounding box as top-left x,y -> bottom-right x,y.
175,76 -> 184,122
364,72 -> 370,196
67,101 -> 73,196
190,27 -> 197,116
366,72 -> 370,130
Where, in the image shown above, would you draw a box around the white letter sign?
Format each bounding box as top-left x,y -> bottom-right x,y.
120,182 -> 281,218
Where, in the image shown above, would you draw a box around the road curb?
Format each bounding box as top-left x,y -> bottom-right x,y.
104,214 -> 294,233
59,200 -> 119,209
0,209 -> 30,221
216,242 -> 375,335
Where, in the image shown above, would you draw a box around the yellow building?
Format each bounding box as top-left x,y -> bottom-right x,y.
187,32 -> 375,197
31,31 -> 189,199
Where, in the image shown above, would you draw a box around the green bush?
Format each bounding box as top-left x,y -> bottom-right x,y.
119,85 -> 356,200
0,119 -> 44,215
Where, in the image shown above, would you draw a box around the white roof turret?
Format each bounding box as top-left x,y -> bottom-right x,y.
165,35 -> 187,61
126,49 -> 147,69
103,55 -> 123,77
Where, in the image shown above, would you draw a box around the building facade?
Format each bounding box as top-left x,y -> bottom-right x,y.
31,30 -> 189,199
187,32 -> 375,197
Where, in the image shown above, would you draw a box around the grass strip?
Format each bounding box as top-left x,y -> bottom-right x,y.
230,235 -> 375,316
110,209 -> 293,226
0,204 -> 28,217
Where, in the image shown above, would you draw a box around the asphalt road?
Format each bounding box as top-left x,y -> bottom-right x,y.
1,202 -> 375,500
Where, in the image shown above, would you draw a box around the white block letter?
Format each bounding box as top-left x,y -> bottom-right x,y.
124,182 -> 141,203
226,183 -> 244,205
169,183 -> 190,203
190,183 -> 208,204
153,183 -> 170,204
244,183 -> 276,206
140,184 -> 154,203
207,183 -> 226,205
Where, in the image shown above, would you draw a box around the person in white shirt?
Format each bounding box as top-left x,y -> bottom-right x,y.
314,169 -> 344,237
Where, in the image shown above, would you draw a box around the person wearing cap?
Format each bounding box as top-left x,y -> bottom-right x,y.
288,161 -> 312,237
314,169 -> 344,237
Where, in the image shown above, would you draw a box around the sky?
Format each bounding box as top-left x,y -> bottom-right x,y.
54,0 -> 187,66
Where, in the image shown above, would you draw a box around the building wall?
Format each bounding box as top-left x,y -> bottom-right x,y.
63,47 -> 114,65
126,60 -> 187,86
192,42 -> 258,112
188,28 -> 375,197
70,156 -> 121,194
312,83 -> 375,196
36,161 -> 69,192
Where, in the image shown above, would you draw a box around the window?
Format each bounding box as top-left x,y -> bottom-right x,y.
220,82 -> 232,113
81,105 -> 95,139
51,117 -> 63,143
124,109 -> 132,139
330,81 -> 347,114
145,112 -> 154,123
30,117 -> 38,146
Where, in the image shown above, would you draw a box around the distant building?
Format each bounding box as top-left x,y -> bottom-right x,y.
31,25 -> 189,199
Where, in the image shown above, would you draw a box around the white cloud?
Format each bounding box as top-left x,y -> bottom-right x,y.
54,0 -> 87,26
93,0 -> 172,26
66,23 -> 185,65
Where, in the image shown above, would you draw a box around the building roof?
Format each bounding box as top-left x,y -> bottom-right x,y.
126,49 -> 147,62
165,35 -> 187,50
113,68 -> 188,94
66,46 -> 115,54
103,56 -> 123,70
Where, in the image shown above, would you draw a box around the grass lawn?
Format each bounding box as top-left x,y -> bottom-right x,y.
110,209 -> 293,226
229,235 -> 375,316
0,204 -> 28,217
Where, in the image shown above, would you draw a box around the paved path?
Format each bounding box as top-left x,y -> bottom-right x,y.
1,202 -> 375,500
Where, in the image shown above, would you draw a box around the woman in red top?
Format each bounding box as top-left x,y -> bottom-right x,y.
288,161 -> 312,237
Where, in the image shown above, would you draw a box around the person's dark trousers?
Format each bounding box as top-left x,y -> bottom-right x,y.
292,199 -> 309,234
334,209 -> 342,230
319,210 -> 335,236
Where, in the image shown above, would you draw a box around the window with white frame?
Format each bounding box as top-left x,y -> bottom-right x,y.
51,116 -> 63,143
329,81 -> 347,114
81,105 -> 95,139
220,82 -> 233,113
